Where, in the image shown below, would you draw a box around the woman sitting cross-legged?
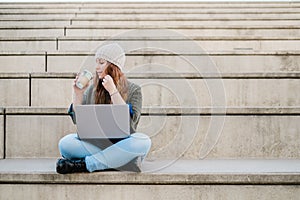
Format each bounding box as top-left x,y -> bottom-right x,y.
56,43 -> 151,174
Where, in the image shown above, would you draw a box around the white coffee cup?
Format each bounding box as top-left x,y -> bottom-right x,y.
76,70 -> 93,89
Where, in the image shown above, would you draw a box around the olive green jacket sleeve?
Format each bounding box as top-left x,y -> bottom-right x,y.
126,81 -> 142,133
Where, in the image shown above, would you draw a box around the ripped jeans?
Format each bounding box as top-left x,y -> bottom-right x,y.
58,133 -> 151,172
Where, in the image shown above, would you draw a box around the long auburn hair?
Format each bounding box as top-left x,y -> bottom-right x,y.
94,63 -> 128,104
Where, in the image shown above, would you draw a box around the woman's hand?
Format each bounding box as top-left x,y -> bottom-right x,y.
102,75 -> 117,95
102,74 -> 126,105
72,73 -> 89,105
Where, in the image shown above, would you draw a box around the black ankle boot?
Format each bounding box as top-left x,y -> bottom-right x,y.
56,158 -> 88,174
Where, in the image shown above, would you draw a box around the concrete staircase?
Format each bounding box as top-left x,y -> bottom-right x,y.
0,1 -> 300,199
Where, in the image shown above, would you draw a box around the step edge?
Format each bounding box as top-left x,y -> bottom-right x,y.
3,106 -> 300,115
1,72 -> 299,79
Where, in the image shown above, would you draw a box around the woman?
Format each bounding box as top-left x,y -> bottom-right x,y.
56,43 -> 151,174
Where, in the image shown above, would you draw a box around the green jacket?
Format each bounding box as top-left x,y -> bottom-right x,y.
68,81 -> 142,133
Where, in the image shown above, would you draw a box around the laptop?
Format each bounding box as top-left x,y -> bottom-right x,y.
75,104 -> 130,140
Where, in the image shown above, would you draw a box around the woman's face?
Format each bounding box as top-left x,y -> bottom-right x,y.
95,58 -> 109,78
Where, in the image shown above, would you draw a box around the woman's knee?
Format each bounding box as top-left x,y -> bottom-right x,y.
59,133 -> 102,159
58,133 -> 78,157
129,132 -> 152,153
58,133 -> 77,149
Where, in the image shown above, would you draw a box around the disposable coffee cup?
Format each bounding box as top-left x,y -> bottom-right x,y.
76,70 -> 93,89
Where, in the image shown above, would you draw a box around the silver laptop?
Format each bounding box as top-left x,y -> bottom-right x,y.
75,104 -> 130,139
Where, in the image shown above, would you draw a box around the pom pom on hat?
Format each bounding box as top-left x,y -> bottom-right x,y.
95,43 -> 126,71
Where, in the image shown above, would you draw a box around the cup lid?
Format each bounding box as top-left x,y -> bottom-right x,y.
83,69 -> 93,79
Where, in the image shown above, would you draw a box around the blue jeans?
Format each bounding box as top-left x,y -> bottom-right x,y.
58,133 -> 151,172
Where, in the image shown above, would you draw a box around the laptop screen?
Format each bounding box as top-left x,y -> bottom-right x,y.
75,104 -> 130,139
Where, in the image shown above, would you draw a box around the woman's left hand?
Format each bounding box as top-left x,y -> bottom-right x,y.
102,75 -> 117,95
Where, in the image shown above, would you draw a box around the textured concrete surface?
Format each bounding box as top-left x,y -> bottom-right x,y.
3,13 -> 300,20
1,53 -> 299,73
31,78 -> 73,107
0,14 -> 74,20
0,28 -> 64,37
0,55 -> 45,73
71,19 -> 300,26
2,73 -> 300,107
0,79 -> 29,106
4,110 -> 300,159
3,19 -> 299,27
0,158 -> 299,199
136,78 -> 300,107
0,20 -> 69,27
0,40 -> 56,51
1,184 -> 300,200
57,40 -> 300,52
5,115 -> 76,158
47,55 -> 89,73
28,78 -> 300,107
48,54 -> 300,73
141,115 -> 300,159
2,7 -> 300,14
73,13 -> 300,20
0,2 -> 298,8
0,158 -> 300,182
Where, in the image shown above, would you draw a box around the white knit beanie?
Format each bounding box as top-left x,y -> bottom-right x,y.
95,43 -> 126,71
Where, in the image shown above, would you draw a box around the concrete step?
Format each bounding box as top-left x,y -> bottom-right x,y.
47,51 -> 300,73
1,106 -> 299,159
1,36 -> 300,52
0,37 -> 57,51
2,7 -> 300,14
2,158 -> 300,175
0,27 -> 64,37
1,51 -> 299,73
1,19 -> 299,27
0,158 -> 299,199
79,2 -> 300,9
58,38 -> 300,52
1,26 -> 299,37
74,13 -> 300,20
0,3 -> 82,9
70,19 -> 300,26
57,8 -> 300,14
0,9 -> 81,14
1,19 -> 299,28
0,19 -> 70,27
0,14 -> 75,20
1,2 -> 300,9
0,72 -> 299,107
2,14 -> 300,22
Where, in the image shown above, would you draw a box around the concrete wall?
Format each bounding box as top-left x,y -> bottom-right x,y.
6,115 -> 76,158
0,40 -> 56,51
29,78 -> 300,107
2,75 -> 299,107
0,184 -> 299,200
5,113 -> 300,159
57,40 -> 300,52
0,55 -> 45,73
71,19 -> 300,26
1,54 -> 299,73
140,115 -> 300,159
31,78 -> 72,107
0,79 -> 29,106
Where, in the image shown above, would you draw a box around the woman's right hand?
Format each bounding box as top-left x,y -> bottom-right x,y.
72,73 -> 89,104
